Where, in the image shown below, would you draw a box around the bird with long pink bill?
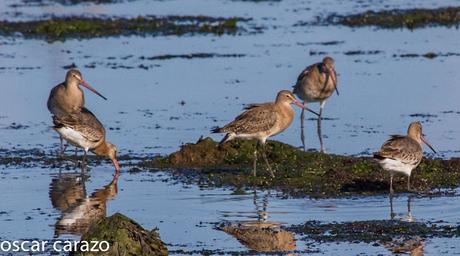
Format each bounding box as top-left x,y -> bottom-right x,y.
373,122 -> 436,194
293,56 -> 339,153
53,107 -> 120,177
212,90 -> 318,177
47,69 -> 107,156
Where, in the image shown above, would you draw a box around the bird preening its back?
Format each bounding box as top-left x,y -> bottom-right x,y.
293,56 -> 338,101
293,56 -> 339,153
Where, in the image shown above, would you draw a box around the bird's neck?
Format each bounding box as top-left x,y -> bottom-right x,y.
91,141 -> 109,158
65,79 -> 80,89
407,132 -> 422,145
275,101 -> 294,118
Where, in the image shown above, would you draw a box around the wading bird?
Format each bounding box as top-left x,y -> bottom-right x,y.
53,107 -> 119,177
47,69 -> 107,155
293,56 -> 338,153
212,90 -> 318,177
373,122 -> 436,194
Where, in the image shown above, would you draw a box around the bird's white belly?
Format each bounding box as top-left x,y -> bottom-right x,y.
233,132 -> 269,144
55,127 -> 93,151
378,158 -> 415,177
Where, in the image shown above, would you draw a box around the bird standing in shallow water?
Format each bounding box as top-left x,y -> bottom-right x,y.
293,56 -> 338,153
53,107 -> 120,177
47,69 -> 107,156
212,90 -> 318,177
374,122 -> 436,194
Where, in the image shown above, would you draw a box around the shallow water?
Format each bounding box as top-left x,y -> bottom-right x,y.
1,0 -> 460,255
2,166 -> 460,255
1,0 -> 459,157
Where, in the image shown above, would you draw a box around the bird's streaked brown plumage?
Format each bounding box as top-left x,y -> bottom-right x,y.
374,122 -> 436,193
212,90 -> 314,177
53,107 -> 119,175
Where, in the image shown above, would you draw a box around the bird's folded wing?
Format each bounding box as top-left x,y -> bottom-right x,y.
222,106 -> 277,134
377,136 -> 420,165
52,108 -> 105,142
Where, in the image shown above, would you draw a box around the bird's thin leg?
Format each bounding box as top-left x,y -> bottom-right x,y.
389,192 -> 395,220
74,147 -> 79,168
59,136 -> 68,158
81,150 -> 87,173
253,142 -> 258,177
407,196 -> 413,221
261,143 -> 275,178
390,173 -> 394,195
407,175 -> 411,192
318,100 -> 325,153
300,102 -> 306,151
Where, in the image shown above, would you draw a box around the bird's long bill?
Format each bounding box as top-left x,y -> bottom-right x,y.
293,100 -> 320,116
79,79 -> 107,100
329,68 -> 339,95
421,136 -> 437,154
112,158 -> 120,173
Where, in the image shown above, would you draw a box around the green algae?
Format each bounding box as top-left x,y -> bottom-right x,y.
0,16 -> 247,41
72,213 -> 168,256
2,138 -> 460,197
140,137 -> 460,197
325,7 -> 460,29
287,220 -> 460,243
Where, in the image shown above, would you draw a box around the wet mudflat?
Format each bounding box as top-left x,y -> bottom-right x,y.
1,0 -> 460,255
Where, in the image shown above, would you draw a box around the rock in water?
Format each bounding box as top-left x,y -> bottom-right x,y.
72,213 -> 168,256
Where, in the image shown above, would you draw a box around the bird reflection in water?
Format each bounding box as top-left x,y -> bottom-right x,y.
390,194 -> 413,222
49,171 -> 118,237
387,195 -> 424,255
218,189 -> 296,252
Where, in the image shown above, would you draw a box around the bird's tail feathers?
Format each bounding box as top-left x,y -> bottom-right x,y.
373,153 -> 385,160
211,126 -> 222,133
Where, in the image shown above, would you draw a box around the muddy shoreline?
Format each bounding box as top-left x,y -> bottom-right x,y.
2,137 -> 460,198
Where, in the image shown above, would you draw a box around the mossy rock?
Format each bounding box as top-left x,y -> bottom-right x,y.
72,213 -> 168,256
142,137 -> 460,197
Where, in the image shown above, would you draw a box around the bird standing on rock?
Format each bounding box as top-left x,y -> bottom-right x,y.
293,56 -> 338,153
212,90 -> 318,177
374,122 -> 436,194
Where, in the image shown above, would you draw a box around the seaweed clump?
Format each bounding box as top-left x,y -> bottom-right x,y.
140,137 -> 460,197
0,15 -> 247,41
325,7 -> 460,29
287,220 -> 460,243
